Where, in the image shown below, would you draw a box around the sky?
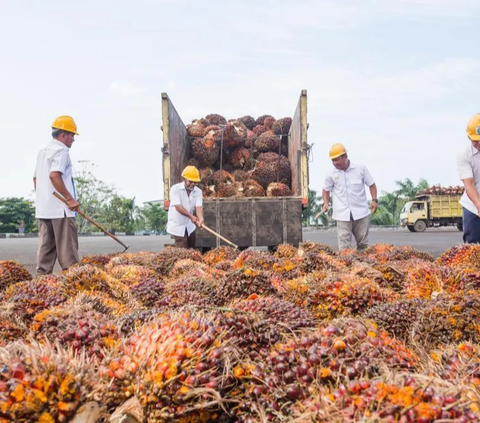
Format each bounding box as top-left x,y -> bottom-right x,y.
0,0 -> 479,205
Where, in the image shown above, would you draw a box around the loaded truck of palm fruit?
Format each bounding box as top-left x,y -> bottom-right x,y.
161,90 -> 310,250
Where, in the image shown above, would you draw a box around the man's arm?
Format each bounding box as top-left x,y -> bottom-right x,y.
369,183 -> 378,213
50,171 -> 80,211
174,205 -> 199,225
195,206 -> 204,227
322,190 -> 330,212
33,177 -> 36,191
462,178 -> 480,215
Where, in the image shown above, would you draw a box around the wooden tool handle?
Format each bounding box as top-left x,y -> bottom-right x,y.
201,224 -> 238,249
53,192 -> 129,251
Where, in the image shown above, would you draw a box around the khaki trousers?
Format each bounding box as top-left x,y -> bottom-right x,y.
37,217 -> 79,274
171,229 -> 196,249
336,214 -> 370,252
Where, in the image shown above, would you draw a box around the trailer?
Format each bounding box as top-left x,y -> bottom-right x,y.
161,90 -> 310,250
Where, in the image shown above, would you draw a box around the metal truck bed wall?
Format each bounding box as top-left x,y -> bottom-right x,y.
161,91 -> 309,248
416,194 -> 463,219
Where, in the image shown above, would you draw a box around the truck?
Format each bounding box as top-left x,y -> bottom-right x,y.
161,90 -> 310,251
399,194 -> 463,233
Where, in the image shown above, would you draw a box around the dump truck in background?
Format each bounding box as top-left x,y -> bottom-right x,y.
400,191 -> 464,233
161,90 -> 310,250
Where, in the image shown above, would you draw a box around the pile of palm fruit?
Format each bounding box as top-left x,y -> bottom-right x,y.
1,242 -> 480,422
416,185 -> 465,196
186,114 -> 293,198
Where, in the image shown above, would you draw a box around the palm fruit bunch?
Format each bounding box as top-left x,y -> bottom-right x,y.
230,319 -> 418,421
0,307 -> 26,346
298,241 -> 335,256
123,279 -> 164,308
215,268 -> 278,305
318,375 -> 479,423
186,118 -> 207,138
308,276 -> 389,320
0,341 -> 96,423
365,244 -> 435,263
105,251 -> 158,268
233,250 -> 282,271
244,129 -> 257,148
203,246 -> 239,266
238,115 -> 256,130
148,247 -> 203,277
428,343 -> 480,387
412,294 -> 480,348
229,146 -> 251,169
98,311 -> 237,420
106,264 -> 160,286
403,260 -> 445,299
0,261 -> 31,292
216,120 -> 247,149
31,305 -> 119,359
298,251 -> 343,274
62,265 -> 136,306
216,183 -> 240,198
417,185 -> 465,195
256,114 -> 275,127
437,243 -> 480,270
254,131 -> 280,152
241,179 -> 265,197
169,258 -> 224,282
3,280 -> 67,323
271,117 -> 292,136
205,113 -> 227,126
66,292 -> 132,318
79,253 -> 117,268
157,276 -> 219,308
191,136 -> 220,167
371,263 -> 406,292
266,182 -> 292,197
116,309 -> 166,337
363,299 -> 429,342
232,169 -> 248,182
229,296 -> 316,332
274,243 -> 299,259
252,154 -> 291,189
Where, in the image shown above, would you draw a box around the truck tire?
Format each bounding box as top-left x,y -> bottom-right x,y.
407,225 -> 415,233
413,220 -> 427,233
457,222 -> 463,232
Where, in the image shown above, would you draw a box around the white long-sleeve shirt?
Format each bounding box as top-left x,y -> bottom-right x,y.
166,182 -> 203,237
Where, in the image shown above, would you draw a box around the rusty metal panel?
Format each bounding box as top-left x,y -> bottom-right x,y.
161,93 -> 189,202
196,198 -> 303,248
288,90 -> 309,201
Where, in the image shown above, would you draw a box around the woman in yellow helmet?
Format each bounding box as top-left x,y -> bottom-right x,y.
166,166 -> 204,248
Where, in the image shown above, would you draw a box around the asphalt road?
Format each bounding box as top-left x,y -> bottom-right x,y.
0,228 -> 463,275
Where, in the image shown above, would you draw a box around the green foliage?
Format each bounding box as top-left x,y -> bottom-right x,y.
101,196 -> 139,233
0,198 -> 36,233
141,203 -> 168,232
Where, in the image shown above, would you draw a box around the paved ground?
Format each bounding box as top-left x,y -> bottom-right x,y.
0,228 -> 463,275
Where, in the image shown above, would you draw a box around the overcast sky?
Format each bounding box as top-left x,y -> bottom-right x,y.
1,0 -> 479,205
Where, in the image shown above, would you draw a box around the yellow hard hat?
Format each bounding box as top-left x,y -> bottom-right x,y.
466,114 -> 480,142
329,143 -> 347,160
52,115 -> 79,135
181,165 -> 201,182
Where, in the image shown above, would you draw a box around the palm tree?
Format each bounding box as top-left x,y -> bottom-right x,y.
394,178 -> 429,200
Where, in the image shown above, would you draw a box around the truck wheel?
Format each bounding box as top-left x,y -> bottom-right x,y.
413,220 -> 427,232
457,223 -> 463,232
407,225 -> 415,233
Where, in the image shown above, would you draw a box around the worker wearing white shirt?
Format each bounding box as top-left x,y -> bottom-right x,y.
166,166 -> 204,248
34,116 -> 80,274
457,113 -> 480,244
322,143 -> 378,251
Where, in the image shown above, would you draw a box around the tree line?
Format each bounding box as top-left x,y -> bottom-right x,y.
0,164 -> 167,234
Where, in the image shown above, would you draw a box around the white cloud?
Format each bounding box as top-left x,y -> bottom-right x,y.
109,80 -> 142,96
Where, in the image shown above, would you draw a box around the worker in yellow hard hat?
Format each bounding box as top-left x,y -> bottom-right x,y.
166,166 -> 204,248
321,143 -> 378,251
457,113 -> 480,243
33,116 -> 80,274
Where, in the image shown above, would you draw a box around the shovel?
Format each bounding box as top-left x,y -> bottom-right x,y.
53,192 -> 130,253
200,224 -> 238,250
314,208 -> 328,220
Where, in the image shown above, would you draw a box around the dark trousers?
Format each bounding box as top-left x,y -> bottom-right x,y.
37,217 -> 79,274
171,229 -> 196,249
463,207 -> 480,244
